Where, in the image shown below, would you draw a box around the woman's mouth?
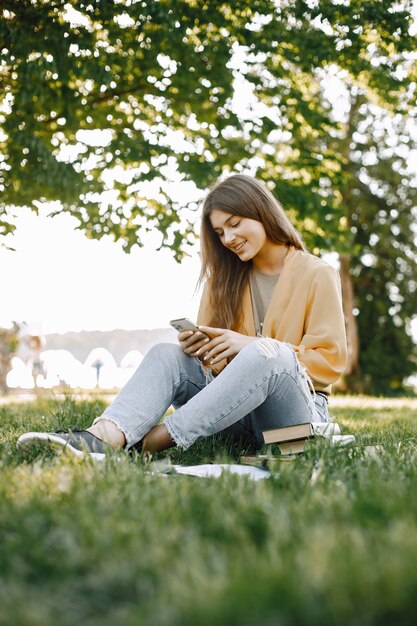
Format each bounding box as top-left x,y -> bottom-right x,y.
234,241 -> 246,253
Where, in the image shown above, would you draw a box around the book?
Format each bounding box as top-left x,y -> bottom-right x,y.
278,434 -> 356,455
239,454 -> 297,467
276,435 -> 357,456
262,421 -> 341,445
277,439 -> 308,455
241,432 -> 356,462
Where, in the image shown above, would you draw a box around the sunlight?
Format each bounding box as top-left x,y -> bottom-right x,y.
6,348 -> 143,390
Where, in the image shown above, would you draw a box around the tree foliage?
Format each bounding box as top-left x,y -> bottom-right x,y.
1,0 -> 415,254
330,93 -> 417,393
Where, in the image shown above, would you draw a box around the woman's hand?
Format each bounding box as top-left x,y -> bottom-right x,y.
178,330 -> 211,357
195,326 -> 257,365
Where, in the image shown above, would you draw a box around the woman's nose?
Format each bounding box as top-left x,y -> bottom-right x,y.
224,230 -> 235,244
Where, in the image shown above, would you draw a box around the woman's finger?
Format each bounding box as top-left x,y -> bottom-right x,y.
178,330 -> 195,342
184,337 -> 210,354
202,340 -> 229,360
195,335 -> 224,355
197,325 -> 223,337
209,347 -> 234,365
181,332 -> 208,348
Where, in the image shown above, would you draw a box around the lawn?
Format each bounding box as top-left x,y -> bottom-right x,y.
1,395 -> 417,626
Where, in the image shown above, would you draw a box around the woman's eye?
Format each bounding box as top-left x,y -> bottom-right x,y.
231,221 -> 240,228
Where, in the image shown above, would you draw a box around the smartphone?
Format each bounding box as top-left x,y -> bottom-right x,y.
170,317 -> 200,333
170,318 -> 210,339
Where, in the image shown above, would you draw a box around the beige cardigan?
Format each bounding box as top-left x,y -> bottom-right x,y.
197,247 -> 347,394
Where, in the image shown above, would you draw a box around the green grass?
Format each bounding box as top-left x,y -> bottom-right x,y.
1,395 -> 417,626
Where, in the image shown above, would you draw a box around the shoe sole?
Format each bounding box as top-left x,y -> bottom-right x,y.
17,432 -> 106,461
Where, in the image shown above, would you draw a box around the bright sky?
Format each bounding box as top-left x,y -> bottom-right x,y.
0,208 -> 202,334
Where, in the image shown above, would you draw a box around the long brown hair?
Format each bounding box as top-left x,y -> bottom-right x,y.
199,174 -> 305,330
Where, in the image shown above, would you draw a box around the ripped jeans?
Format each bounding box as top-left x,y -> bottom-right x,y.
95,339 -> 329,451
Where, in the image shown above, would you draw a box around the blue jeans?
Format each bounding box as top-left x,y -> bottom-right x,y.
95,339 -> 329,450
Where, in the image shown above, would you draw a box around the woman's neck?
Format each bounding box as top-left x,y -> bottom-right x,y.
252,242 -> 289,275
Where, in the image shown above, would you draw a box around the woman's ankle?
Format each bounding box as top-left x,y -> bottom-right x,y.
87,420 -> 126,449
142,424 -> 175,453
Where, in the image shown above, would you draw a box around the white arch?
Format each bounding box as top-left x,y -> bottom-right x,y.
6,357 -> 35,389
120,350 -> 143,369
38,349 -> 88,388
84,347 -> 117,368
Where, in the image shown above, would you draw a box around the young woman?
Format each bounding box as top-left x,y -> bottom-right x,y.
18,175 -> 347,460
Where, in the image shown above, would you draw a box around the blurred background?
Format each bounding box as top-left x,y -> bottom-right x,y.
1,0 -> 416,397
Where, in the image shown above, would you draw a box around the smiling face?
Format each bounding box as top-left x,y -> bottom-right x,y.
209,209 -> 268,263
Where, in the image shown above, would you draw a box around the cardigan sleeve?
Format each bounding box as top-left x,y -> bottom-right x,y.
292,266 -> 347,388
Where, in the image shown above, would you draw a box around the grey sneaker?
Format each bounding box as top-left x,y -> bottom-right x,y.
17,429 -> 109,461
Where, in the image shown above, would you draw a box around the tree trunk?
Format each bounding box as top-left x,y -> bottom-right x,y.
339,253 -> 360,377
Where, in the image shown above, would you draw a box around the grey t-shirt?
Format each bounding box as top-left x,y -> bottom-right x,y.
249,265 -> 280,336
